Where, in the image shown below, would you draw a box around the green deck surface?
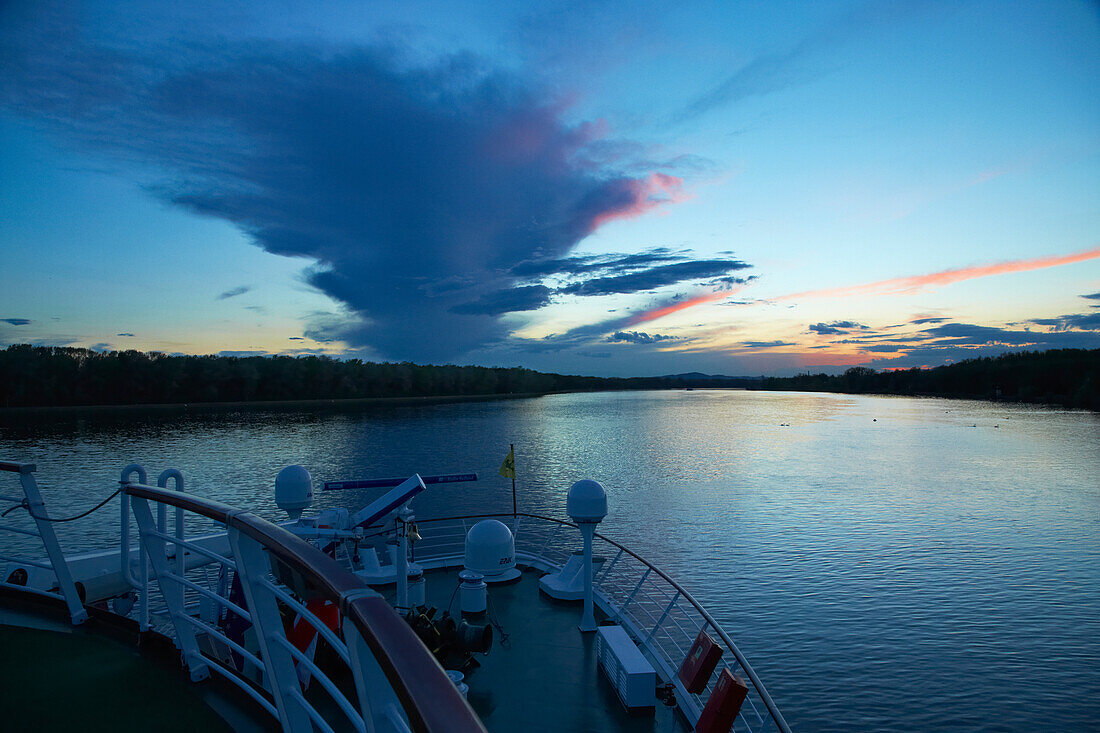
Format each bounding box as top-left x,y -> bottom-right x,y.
414,567 -> 689,733
0,570 -> 691,732
0,623 -> 233,732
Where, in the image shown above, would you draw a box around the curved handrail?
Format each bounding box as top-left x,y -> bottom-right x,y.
347,595 -> 488,732
415,511 -> 791,733
122,483 -> 485,733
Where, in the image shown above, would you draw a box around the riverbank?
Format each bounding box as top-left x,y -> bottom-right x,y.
752,349 -> 1100,412
0,390 -> 553,417
2,344 -> 1095,413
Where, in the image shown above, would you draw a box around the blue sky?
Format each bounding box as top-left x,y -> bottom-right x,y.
1,0 -> 1098,376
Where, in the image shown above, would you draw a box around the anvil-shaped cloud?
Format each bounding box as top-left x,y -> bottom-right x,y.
1,15 -> 710,362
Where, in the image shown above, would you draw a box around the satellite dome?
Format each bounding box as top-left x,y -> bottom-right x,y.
464,520 -> 518,581
275,465 -> 313,519
567,479 -> 607,523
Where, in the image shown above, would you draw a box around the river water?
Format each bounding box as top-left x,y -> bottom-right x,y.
1,390 -> 1097,731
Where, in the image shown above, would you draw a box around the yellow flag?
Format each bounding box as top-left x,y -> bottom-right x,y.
498,447 -> 515,479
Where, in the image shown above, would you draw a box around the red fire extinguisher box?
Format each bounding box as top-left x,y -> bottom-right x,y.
695,668 -> 749,733
679,630 -> 723,694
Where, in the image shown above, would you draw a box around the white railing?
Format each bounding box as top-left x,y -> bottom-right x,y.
408,513 -> 791,733
0,461 -> 88,624
123,481 -> 486,733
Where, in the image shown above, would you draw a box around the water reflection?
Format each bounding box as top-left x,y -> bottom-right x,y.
1,391 -> 1098,730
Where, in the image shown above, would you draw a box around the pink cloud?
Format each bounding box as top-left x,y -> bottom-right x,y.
625,285 -> 744,326
779,246 -> 1100,302
589,172 -> 688,231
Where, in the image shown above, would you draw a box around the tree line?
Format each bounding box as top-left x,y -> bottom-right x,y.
0,345 -> 710,408
753,349 -> 1100,411
1,345 -> 1095,410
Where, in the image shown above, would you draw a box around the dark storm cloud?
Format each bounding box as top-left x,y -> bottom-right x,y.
217,286 -> 251,300
605,331 -> 678,344
1,13 -> 698,362
1030,312 -> 1100,331
864,334 -> 1100,369
858,322 -> 1100,362
450,285 -> 554,316
116,332 -> 135,337
502,249 -> 754,313
812,315 -> 1100,370
559,260 -> 751,297
1080,292 -> 1100,300
740,340 -> 795,348
909,317 -> 949,325
510,248 -> 681,278
923,323 -> 1078,346
1,318 -> 31,326
808,320 -> 868,335
859,343 -> 910,353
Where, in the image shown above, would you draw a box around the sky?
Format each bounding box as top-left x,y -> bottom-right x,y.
1,0 -> 1098,377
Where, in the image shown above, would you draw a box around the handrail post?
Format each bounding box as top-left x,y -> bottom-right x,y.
536,520 -> 559,562
227,525 -> 313,733
344,620 -> 401,733
17,466 -> 88,624
131,495 -> 209,681
395,516 -> 409,610
643,590 -> 680,646
157,470 -> 186,613
595,547 -> 623,590
612,567 -> 651,624
119,464 -> 147,589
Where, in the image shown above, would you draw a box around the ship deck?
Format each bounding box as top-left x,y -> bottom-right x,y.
0,622 -> 237,731
404,567 -> 690,733
0,569 -> 693,732
0,588 -> 271,732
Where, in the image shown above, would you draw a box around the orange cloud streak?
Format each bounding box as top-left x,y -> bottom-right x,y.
779,246 -> 1100,301
625,286 -> 743,326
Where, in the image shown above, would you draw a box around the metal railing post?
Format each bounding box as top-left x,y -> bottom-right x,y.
17,465 -> 88,624
611,567 -> 651,624
157,470 -> 186,613
344,620 -> 406,733
131,495 -> 209,680
594,547 -> 623,589
643,590 -> 680,647
536,520 -> 559,561
227,525 -> 313,733
119,464 -> 147,590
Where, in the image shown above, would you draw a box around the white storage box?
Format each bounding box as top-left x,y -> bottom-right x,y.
594,625 -> 656,714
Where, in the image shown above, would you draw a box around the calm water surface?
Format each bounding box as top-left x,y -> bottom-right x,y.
2,390 -> 1098,731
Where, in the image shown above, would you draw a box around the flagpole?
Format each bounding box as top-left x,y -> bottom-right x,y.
510,443 -> 517,516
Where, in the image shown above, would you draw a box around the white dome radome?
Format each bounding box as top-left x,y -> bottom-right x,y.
567,479 -> 607,523
464,520 -> 516,577
275,465 -> 313,518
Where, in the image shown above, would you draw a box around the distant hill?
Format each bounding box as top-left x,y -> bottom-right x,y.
661,372 -> 763,382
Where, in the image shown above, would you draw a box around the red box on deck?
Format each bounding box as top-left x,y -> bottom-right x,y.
679,630 -> 723,694
695,669 -> 748,733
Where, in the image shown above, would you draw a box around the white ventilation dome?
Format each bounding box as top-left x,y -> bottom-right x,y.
567,479 -> 607,523
464,520 -> 519,582
275,465 -> 313,519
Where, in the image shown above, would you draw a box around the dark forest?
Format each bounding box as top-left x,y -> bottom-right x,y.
755,349 -> 1099,411
0,345 -> 1096,411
